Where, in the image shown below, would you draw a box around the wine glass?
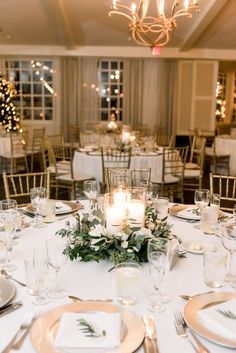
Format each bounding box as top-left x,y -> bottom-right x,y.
140,181 -> 159,203
31,246 -> 50,305
46,238 -> 68,299
83,180 -> 98,213
221,225 -> 236,288
194,189 -> 210,213
30,187 -> 47,227
1,209 -> 18,271
1,199 -> 18,210
148,250 -> 169,313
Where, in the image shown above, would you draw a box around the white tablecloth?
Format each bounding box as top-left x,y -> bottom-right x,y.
215,136 -> 236,175
0,201 -> 232,353
73,151 -> 163,184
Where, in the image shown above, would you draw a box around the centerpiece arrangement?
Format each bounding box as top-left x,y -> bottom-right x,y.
57,187 -> 182,266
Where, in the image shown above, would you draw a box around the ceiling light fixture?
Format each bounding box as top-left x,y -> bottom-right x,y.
109,0 -> 200,48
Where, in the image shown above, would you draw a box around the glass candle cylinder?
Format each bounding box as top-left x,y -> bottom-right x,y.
104,193 -> 127,235
127,187 -> 146,228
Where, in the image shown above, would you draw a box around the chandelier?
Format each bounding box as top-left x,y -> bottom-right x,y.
109,0 -> 200,48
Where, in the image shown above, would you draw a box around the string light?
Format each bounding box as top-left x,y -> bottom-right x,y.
31,60 -> 57,96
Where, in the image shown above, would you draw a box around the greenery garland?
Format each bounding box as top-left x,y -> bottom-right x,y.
57,206 -> 180,265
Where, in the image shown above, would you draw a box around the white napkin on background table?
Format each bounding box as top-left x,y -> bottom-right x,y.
198,299 -> 236,340
177,206 -> 200,220
55,201 -> 71,213
55,312 -> 121,352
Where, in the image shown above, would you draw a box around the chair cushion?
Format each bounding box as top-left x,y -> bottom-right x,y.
185,162 -> 200,170
184,169 -> 201,178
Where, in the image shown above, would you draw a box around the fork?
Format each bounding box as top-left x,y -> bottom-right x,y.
174,311 -> 210,353
12,311 -> 39,350
174,311 -> 198,352
2,312 -> 36,353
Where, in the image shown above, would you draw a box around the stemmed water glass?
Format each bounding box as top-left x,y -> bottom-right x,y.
30,187 -> 47,227
194,189 -> 210,213
1,209 -> 18,272
32,246 -> 50,305
83,180 -> 98,213
1,199 -> 18,210
46,238 -> 68,299
221,225 -> 236,288
148,250 -> 169,313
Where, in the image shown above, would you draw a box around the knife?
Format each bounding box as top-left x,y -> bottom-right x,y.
142,315 -> 159,353
18,209 -> 35,218
0,302 -> 22,317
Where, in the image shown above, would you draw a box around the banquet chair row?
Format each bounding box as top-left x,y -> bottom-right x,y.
210,173 -> 236,212
24,127 -> 45,172
3,170 -> 50,206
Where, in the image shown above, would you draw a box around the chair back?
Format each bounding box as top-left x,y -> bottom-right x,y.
162,146 -> 189,183
155,133 -> 174,147
68,125 -> 81,146
210,173 -> 236,212
31,128 -> 45,153
47,134 -> 65,147
101,147 -> 132,187
131,168 -> 151,187
189,135 -> 206,170
9,132 -> 29,173
80,132 -> 101,147
106,168 -> 132,192
3,170 -> 51,204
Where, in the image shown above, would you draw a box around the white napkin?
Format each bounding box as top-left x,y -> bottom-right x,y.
177,206 -> 200,220
54,312 -> 121,352
55,201 -> 71,214
198,299 -> 236,340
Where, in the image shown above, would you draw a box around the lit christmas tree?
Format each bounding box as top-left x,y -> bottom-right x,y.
0,76 -> 22,133
215,81 -> 226,122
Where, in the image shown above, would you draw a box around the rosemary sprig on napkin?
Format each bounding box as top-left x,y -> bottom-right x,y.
77,318 -> 106,337
217,309 -> 236,320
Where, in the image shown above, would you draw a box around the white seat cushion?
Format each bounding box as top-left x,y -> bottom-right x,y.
184,169 -> 201,178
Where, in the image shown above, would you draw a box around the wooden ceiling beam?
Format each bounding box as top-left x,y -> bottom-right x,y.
40,0 -> 75,50
179,0 -> 229,52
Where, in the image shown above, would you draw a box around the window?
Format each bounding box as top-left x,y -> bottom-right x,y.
97,60 -> 124,121
5,59 -> 55,121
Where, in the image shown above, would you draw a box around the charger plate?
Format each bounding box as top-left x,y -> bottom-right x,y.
0,277 -> 15,308
30,301 -> 145,353
184,292 -> 236,348
169,204 -> 224,221
27,200 -> 80,216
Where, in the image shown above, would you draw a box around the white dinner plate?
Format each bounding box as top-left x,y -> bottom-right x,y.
30,302 -> 145,353
184,292 -> 236,348
0,277 -> 15,308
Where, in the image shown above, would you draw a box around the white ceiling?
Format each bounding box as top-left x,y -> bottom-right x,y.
0,0 -> 235,56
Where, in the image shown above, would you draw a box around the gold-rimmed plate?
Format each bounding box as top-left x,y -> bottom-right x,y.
169,204 -> 224,221
27,200 -> 80,216
30,302 -> 145,353
0,277 -> 15,308
184,292 -> 236,348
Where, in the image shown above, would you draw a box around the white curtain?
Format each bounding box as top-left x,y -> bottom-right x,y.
60,57 -> 99,140
124,58 -> 178,134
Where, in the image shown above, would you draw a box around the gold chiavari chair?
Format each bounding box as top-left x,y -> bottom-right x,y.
3,170 -> 50,206
101,147 -> 132,193
210,173 -> 236,212
205,136 -> 230,175
131,168 -> 151,187
155,133 -> 174,147
153,146 -> 189,202
183,136 -> 206,191
25,127 -> 45,172
6,132 -> 29,174
80,132 -> 101,147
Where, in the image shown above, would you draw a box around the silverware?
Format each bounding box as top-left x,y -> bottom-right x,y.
174,310 -> 210,353
142,315 -> 159,353
1,269 -> 26,287
1,311 -> 37,353
0,301 -> 22,318
18,208 -> 35,218
69,295 -> 113,303
11,311 -> 39,350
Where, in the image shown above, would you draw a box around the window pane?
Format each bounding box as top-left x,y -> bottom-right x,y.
33,70 -> 41,81
101,62 -> 108,70
101,111 -> 108,120
13,97 -> 20,107
33,97 -> 42,107
33,83 -> 42,94
45,109 -> 53,120
101,72 -> 109,82
101,98 -> 109,108
23,109 -> 32,120
111,62 -> 118,70
22,96 -> 31,107
44,71 -> 53,82
21,61 -> 30,69
10,61 -> 19,69
21,71 -> 31,82
22,83 -> 31,94
44,61 -> 52,69
111,98 -> 117,109
44,97 -> 53,107
34,110 -> 44,120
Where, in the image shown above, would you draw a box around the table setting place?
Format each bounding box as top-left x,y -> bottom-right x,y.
1,185 -> 236,353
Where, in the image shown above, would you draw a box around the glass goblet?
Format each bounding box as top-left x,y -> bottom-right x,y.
32,246 -> 49,305
46,238 -> 68,299
1,209 -> 18,272
83,180 -> 98,213
221,225 -> 236,288
1,199 -> 18,210
148,251 -> 168,313
194,189 -> 210,213
30,187 -> 47,227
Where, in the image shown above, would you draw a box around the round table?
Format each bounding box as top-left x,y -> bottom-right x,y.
0,201 -> 233,353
